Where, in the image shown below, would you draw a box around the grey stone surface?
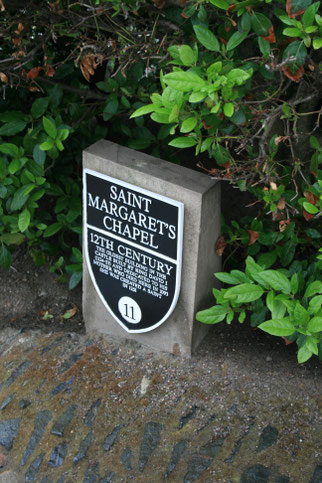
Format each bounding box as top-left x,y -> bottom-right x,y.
139,421 -> 163,472
6,361 -> 32,387
0,418 -> 21,450
73,431 -> 95,466
84,398 -> 102,427
0,392 -> 15,410
58,353 -> 83,374
21,410 -> 52,466
84,463 -> 100,483
121,447 -> 132,471
311,466 -> 322,483
165,440 -> 186,479
184,455 -> 211,482
199,438 -> 224,458
83,140 -> 221,356
240,464 -> 270,483
25,453 -> 45,481
102,425 -> 121,452
48,442 -> 68,467
51,404 -> 77,437
256,425 -> 278,453
18,399 -> 31,409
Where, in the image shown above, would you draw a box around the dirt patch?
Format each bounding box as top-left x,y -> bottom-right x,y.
0,247 -> 84,334
0,244 -> 321,373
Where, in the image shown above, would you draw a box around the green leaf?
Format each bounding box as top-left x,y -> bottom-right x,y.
258,270 -> 291,294
227,68 -> 251,85
251,302 -> 269,327
43,222 -> 63,238
0,233 -> 25,245
43,117 -> 57,138
103,98 -> 119,121
226,31 -> 248,51
164,70 -> 206,92
282,41 -> 307,72
11,185 -> 33,211
306,337 -> 318,355
209,0 -> 229,9
251,12 -> 272,36
308,295 -> 322,314
39,139 -> 55,151
179,45 -> 196,66
162,86 -> 184,109
304,281 -> 322,298
207,61 -> 222,81
283,28 -> 302,37
291,273 -> 299,295
31,98 -> 49,119
213,144 -> 230,165
56,139 -> 64,151
168,137 -> 197,148
0,244 -> 11,270
257,251 -> 277,269
266,292 -> 286,319
168,104 -> 179,123
8,158 -> 20,175
230,270 -> 249,283
0,121 -> 26,136
305,228 -> 321,238
313,38 -> 322,49
224,103 -> 234,117
130,104 -> 156,119
294,301 -> 310,325
180,117 -> 198,133
258,37 -> 270,56
239,310 -> 246,323
69,271 -> 82,290
18,208 -> 31,232
0,184 -> 7,198
297,345 -> 312,363
72,247 -> 83,263
59,128 -> 70,141
303,201 -> 319,214
189,92 -> 206,103
193,25 -> 220,52
196,305 -> 229,324
224,283 -> 264,303
310,136 -> 320,149
278,15 -> 298,26
215,272 -> 242,284
259,318 -> 295,336
245,256 -> 267,284
307,316 -> 322,332
302,2 -> 320,27
33,145 -> 46,165
151,111 -> 171,124
0,143 -> 19,158
0,111 -> 24,123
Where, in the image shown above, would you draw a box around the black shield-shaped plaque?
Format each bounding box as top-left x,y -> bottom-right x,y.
83,168 -> 184,333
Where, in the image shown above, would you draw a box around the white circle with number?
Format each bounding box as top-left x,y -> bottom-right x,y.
118,297 -> 142,324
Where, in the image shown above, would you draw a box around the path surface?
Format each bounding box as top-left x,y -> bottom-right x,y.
0,327 -> 321,483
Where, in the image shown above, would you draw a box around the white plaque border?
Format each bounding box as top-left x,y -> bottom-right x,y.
83,168 -> 184,333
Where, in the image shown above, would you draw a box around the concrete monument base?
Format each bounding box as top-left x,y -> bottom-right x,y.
83,140 -> 221,356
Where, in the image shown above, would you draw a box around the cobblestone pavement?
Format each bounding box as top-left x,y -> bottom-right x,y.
0,328 -> 321,483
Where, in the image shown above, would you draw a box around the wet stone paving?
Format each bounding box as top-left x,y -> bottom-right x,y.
0,328 -> 320,482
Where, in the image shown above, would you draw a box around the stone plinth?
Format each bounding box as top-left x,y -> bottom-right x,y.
83,140 -> 221,356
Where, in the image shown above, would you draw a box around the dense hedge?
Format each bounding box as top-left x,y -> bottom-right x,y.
0,0 -> 321,362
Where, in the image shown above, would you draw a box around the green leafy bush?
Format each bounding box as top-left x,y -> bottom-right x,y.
0,0 -> 321,361
197,251 -> 322,363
